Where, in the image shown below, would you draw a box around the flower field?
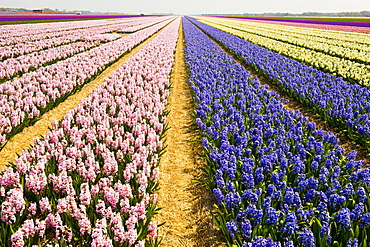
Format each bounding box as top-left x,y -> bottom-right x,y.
197,17 -> 370,86
0,14 -> 370,246
0,16 -> 179,246
184,16 -> 370,246
0,16 -> 174,149
224,18 -> 370,34
192,17 -> 370,152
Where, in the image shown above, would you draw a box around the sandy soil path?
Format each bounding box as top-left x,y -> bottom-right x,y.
156,19 -> 226,247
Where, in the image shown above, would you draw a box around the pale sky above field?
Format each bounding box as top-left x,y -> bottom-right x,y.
0,0 -> 369,15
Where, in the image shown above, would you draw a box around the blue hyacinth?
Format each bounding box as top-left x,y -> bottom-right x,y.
183,16 -> 370,246
226,220 -> 239,238
299,228 -> 315,247
335,208 -> 352,228
282,212 -> 299,235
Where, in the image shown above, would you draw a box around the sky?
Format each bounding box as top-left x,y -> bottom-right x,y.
0,0 -> 369,15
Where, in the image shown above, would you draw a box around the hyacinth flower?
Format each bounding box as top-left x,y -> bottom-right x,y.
0,16 -> 172,60
0,17 -> 177,151
183,16 -> 370,246
186,17 -> 370,153
0,40 -> 103,84
197,17 -> 370,85
0,17 -> 180,246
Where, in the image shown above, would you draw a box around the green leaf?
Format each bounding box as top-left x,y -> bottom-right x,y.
332,241 -> 339,247
355,225 -> 359,238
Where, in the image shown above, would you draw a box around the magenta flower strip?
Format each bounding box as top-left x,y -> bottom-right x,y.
0,17 -> 179,246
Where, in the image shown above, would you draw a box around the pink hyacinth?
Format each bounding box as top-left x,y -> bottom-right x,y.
39,197 -> 52,214
27,202 -> 37,218
10,230 -> 24,247
1,187 -> 26,224
2,16 -> 181,245
148,221 -> 158,240
91,218 -> 113,247
79,183 -> 92,205
0,166 -> 20,187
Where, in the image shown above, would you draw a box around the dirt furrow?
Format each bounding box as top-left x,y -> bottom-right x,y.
156,20 -> 226,247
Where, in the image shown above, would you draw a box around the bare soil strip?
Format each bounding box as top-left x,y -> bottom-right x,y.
191,20 -> 370,166
0,25 -> 168,171
156,20 -> 226,246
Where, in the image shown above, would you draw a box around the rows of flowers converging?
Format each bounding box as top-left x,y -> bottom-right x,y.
0,18 -> 117,41
183,17 -> 370,247
201,17 -> 370,52
225,18 -> 370,34
188,17 -> 370,151
0,39 -> 105,82
0,34 -> 83,61
0,16 -> 171,61
0,17 -> 176,149
79,17 -> 172,39
118,17 -> 173,32
0,16 -> 171,44
0,17 -> 180,246
0,17 -> 147,46
197,17 -> 370,86
201,18 -> 370,64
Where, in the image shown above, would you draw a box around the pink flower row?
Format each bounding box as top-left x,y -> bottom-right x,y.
0,17 -> 176,147
0,16 -> 171,60
0,18 -> 118,38
0,39 -> 102,80
0,17 -> 142,46
119,17 -> 173,32
0,17 -> 180,246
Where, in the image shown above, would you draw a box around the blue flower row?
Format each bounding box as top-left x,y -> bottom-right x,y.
183,17 -> 370,247
187,17 -> 370,150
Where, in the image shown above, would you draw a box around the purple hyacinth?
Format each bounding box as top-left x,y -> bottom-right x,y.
242,189 -> 259,204
350,203 -> 364,221
357,187 -> 367,203
361,214 -> 370,227
266,208 -> 281,225
320,221 -> 330,238
282,212 -> 299,235
241,218 -> 252,239
284,241 -> 294,247
347,238 -> 359,247
335,208 -> 351,228
213,188 -> 224,204
307,177 -> 318,190
226,220 -> 239,238
299,228 -> 315,247
247,236 -> 282,247
341,183 -> 355,199
225,191 -> 241,210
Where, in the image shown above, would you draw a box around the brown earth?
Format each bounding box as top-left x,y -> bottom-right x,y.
0,26 -> 167,171
155,20 -> 226,247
